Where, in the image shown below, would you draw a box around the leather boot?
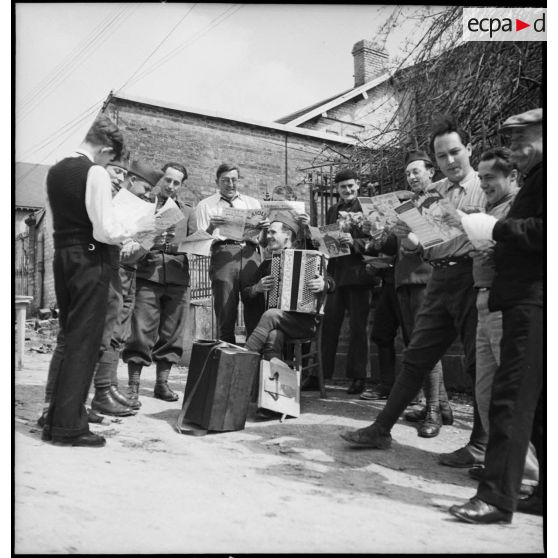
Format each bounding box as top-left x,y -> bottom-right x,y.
418,405 -> 442,438
406,403 -> 453,426
91,387 -> 136,417
127,382 -> 141,407
154,362 -> 179,402
110,385 -> 140,410
127,362 -> 143,408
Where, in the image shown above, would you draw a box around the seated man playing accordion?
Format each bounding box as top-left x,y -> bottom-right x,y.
243,214 -> 335,360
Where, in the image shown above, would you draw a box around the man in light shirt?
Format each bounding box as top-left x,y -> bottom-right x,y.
196,163 -> 267,344
341,116 -> 488,467
42,115 -> 155,447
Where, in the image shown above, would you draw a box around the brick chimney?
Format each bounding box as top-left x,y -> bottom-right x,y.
352,40 -> 388,87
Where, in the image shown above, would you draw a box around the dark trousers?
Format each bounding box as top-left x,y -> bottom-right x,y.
47,243 -> 115,439
246,308 -> 317,360
370,280 -> 401,389
209,243 -> 263,343
375,262 -> 487,451
397,284 -> 447,405
93,265 -> 137,388
477,304 -> 543,512
122,278 -> 189,366
321,285 -> 371,379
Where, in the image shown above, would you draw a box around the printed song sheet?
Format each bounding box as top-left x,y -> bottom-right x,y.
309,224 -> 350,258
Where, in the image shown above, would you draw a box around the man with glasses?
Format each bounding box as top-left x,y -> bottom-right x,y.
196,163 -> 267,344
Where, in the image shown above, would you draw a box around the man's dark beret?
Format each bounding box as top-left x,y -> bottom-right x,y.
334,169 -> 358,183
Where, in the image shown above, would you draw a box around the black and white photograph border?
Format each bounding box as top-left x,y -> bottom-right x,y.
11,1 -> 551,554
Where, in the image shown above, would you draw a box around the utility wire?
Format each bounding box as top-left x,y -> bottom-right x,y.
117,3 -> 198,92
18,9 -> 117,109
18,5 -> 139,121
125,4 -> 243,88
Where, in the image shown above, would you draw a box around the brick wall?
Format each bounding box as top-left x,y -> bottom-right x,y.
107,97 -> 352,209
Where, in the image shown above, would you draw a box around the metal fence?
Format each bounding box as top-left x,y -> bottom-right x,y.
189,254 -> 212,300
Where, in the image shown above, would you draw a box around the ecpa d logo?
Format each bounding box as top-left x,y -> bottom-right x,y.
463,8 -> 546,42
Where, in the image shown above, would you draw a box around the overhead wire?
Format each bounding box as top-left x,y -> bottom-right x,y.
18,4 -> 139,121
18,8 -> 118,110
124,4 -> 243,89
116,3 -> 198,93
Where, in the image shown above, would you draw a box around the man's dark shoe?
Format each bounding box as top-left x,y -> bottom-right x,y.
405,403 -> 453,425
418,406 -> 442,438
91,388 -> 136,417
154,382 -> 179,402
516,493 -> 543,516
48,431 -> 106,448
110,385 -> 140,410
37,411 -> 48,428
346,379 -> 366,395
449,497 -> 512,524
340,423 -> 392,449
359,387 -> 390,400
87,409 -> 105,423
301,375 -> 320,392
439,445 -> 484,468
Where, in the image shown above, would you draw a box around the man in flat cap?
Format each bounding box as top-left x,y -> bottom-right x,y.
243,215 -> 334,360
124,162 -> 197,404
450,108 -> 543,523
320,168 -> 373,395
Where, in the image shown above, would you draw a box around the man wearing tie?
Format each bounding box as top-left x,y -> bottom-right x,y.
196,163 -> 267,344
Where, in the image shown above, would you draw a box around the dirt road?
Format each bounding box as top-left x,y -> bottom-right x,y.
14,351 -> 543,554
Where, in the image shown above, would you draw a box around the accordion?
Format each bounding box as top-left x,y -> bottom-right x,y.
266,249 -> 325,314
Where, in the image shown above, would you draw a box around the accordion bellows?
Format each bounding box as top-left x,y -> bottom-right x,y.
267,249 -> 325,314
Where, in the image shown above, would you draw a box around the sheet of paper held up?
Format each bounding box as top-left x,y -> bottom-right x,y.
176,230 -> 215,256
112,187 -> 156,230
155,197 -> 186,231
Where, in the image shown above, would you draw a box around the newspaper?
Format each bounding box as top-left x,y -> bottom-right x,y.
134,197 -> 186,250
308,224 -> 350,258
218,207 -> 268,241
261,200 -> 306,222
394,190 -> 464,249
176,230 -> 215,256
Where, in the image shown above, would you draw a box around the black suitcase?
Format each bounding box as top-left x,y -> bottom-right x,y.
176,340 -> 260,433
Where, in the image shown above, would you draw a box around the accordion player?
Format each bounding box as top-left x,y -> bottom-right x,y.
266,249 -> 326,314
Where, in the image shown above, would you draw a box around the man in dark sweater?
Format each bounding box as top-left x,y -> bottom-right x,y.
450,108 -> 543,524
319,169 -> 373,395
43,115 -> 155,447
123,162 -> 197,404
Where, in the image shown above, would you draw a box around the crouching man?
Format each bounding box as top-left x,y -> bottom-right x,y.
243,214 -> 335,360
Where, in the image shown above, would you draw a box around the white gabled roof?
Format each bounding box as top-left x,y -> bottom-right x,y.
277,72 -> 392,127
109,92 -> 357,146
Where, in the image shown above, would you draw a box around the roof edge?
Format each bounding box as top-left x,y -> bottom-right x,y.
107,92 -> 357,146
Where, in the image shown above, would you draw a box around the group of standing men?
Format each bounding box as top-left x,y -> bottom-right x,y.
39,106 -> 543,526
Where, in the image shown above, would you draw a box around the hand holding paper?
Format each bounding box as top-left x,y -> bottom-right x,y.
461,213 -> 497,242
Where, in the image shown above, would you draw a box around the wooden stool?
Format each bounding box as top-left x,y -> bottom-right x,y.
284,319 -> 326,398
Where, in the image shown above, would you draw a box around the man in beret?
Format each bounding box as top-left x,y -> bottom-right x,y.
450,108 -> 543,523
319,168 -> 373,395
90,159 -> 162,416
243,215 -> 334,360
123,162 -> 197,404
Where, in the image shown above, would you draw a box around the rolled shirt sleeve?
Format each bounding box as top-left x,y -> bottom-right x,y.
85,165 -> 137,245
